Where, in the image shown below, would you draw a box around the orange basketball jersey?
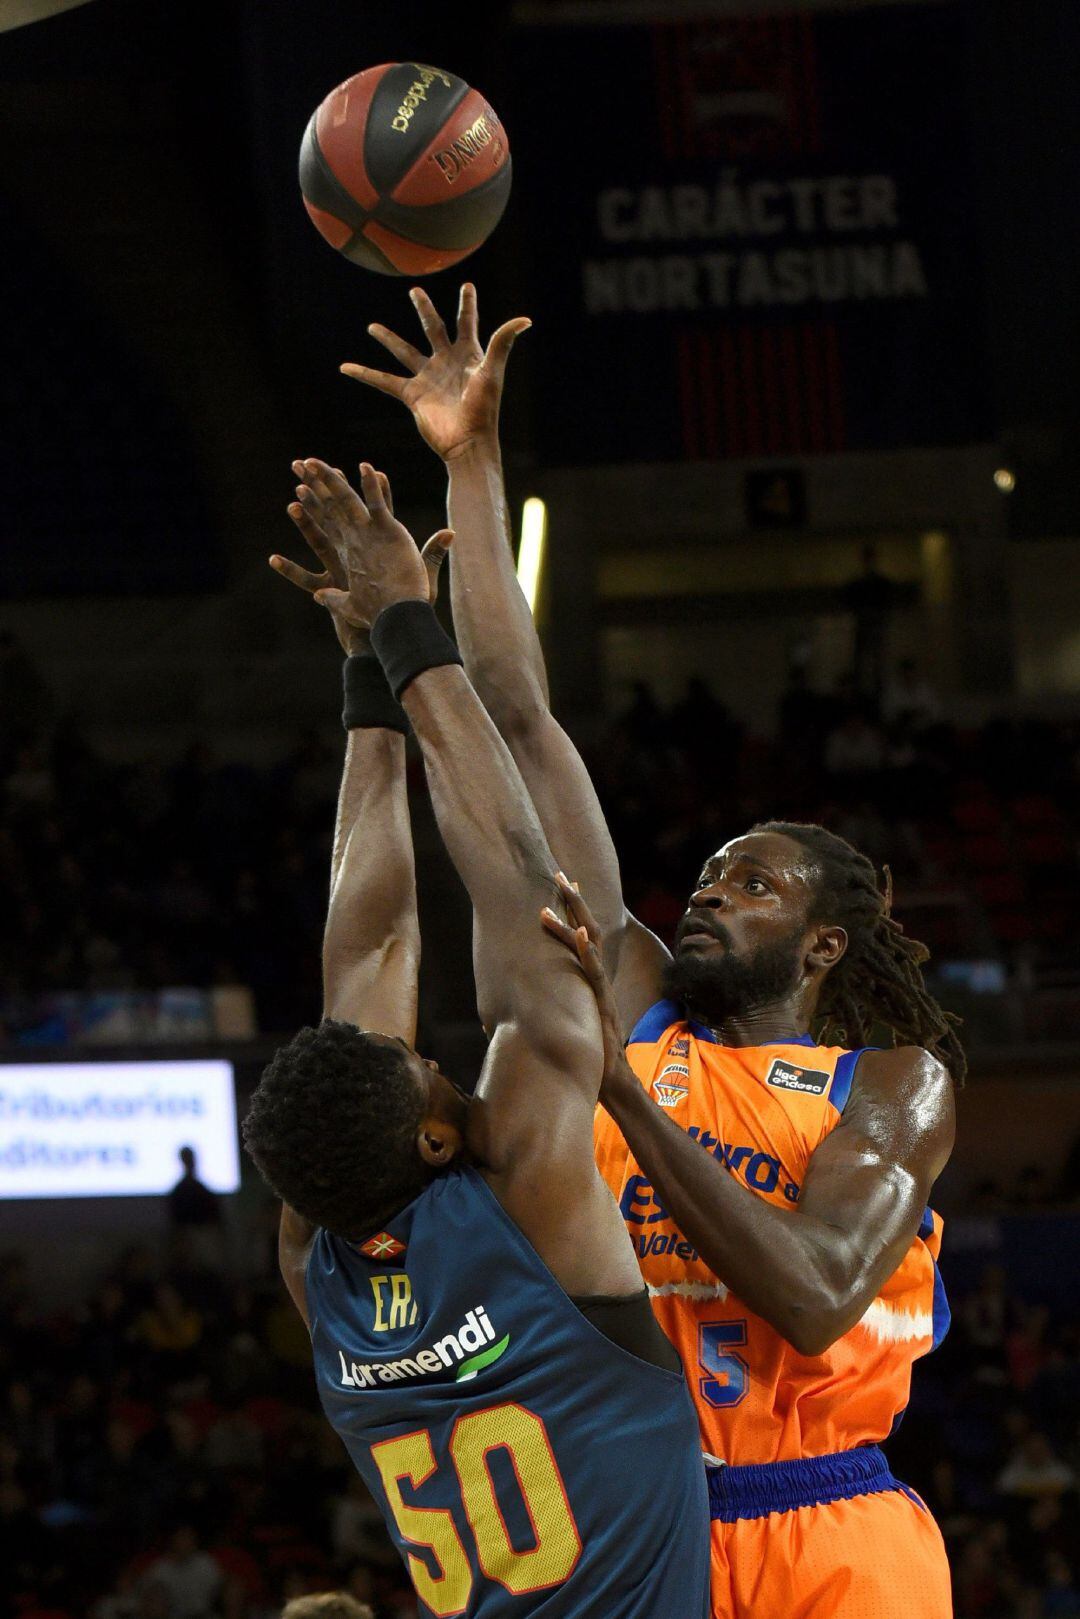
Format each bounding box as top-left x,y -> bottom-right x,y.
594,999 -> 949,1466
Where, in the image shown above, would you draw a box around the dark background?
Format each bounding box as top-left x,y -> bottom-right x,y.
3,0 -> 1080,596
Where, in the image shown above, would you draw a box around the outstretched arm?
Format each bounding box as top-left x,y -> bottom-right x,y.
546,881 -> 956,1354
298,462 -> 596,1073
299,460 -> 644,1296
268,481 -> 444,1317
342,285 -> 545,703
342,286 -> 670,1029
271,473 -> 432,1037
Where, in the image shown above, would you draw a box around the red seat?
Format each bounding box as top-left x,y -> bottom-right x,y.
1035,904 -> 1071,940
242,1395 -> 288,1436
920,833 -> 958,870
1011,794 -> 1065,829
180,1394 -> 223,1437
635,883 -> 684,944
988,908 -> 1037,943
211,1544 -> 267,1599
962,833 -> 1012,870
952,797 -> 1002,834
975,870 -> 1026,908
1018,830 -> 1071,867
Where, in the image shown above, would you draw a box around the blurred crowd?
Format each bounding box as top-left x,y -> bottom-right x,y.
1,1206 -> 1078,1618
0,628 -> 1077,1048
603,664 -> 1078,983
890,1256 -> 1080,1619
0,632 -> 334,1039
0,1212 -> 415,1619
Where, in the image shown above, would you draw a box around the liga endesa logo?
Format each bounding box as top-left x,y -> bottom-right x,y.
765,1058 -> 830,1096
338,1305 -> 510,1390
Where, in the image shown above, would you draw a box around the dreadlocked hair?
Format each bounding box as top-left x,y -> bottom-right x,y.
753,821 -> 966,1085
242,1018 -> 432,1237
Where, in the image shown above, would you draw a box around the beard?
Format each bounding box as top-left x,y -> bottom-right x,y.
662,926 -> 804,1029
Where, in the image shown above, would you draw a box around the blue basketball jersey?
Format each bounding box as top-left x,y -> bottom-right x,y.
306,1163 -> 710,1619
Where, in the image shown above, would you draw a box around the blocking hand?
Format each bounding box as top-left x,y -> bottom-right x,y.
341,282 -> 531,463
542,874 -> 637,1112
271,461 -> 452,640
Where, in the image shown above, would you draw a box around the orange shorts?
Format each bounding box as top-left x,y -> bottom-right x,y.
707,1447 -> 952,1619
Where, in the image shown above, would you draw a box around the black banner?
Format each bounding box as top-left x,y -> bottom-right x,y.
512,4 -> 987,464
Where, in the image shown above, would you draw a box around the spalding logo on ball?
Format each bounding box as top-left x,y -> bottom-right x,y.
299,62 -> 512,276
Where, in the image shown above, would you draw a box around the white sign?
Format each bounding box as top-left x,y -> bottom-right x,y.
0,1060 -> 240,1199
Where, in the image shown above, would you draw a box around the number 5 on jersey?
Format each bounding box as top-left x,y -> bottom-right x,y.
699,1319 -> 749,1408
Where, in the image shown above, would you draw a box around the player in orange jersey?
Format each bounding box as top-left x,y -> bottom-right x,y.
346,284 -> 961,1618
545,860 -> 956,1618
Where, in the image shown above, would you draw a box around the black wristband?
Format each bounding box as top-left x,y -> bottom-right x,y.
369,599 -> 463,700
342,653 -> 410,735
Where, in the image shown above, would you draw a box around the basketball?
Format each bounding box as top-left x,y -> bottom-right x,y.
299,62 -> 512,276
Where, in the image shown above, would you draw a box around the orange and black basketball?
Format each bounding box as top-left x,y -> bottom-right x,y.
299,63 -> 512,276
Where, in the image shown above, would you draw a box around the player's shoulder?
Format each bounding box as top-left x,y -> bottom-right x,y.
844,1045 -> 955,1163
853,1043 -> 951,1099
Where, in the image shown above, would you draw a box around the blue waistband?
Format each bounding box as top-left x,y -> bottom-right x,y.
707,1445 -> 899,1522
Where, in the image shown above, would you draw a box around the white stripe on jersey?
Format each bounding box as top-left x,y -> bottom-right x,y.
857,1299 -> 934,1343
648,1280 -> 730,1302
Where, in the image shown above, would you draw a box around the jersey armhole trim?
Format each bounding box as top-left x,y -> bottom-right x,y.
626,996 -> 720,1046
828,1046 -> 878,1113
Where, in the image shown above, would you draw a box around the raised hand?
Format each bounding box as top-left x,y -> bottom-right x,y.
341,282 -> 531,463
271,462 -> 451,645
541,874 -> 638,1111
270,462 -> 373,653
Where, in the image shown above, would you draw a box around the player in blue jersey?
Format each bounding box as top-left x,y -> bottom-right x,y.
244,462 -> 710,1619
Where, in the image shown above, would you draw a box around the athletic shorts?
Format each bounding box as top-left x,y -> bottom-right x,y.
707,1446 -> 952,1619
